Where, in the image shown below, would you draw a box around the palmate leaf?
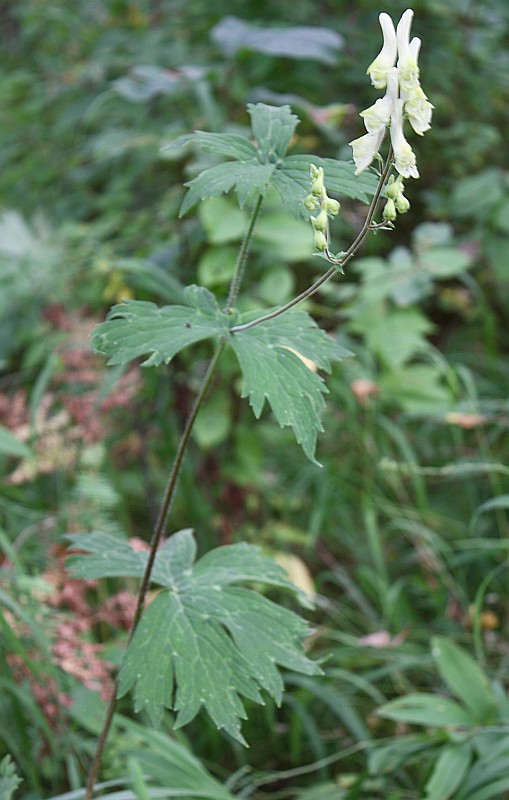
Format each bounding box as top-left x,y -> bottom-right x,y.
92,288 -> 350,460
67,530 -> 321,744
180,160 -> 275,216
163,103 -> 375,216
163,131 -> 259,161
91,285 -> 230,366
247,103 -> 299,160
230,312 -> 350,464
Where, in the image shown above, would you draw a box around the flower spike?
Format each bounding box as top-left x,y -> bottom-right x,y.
350,8 -> 432,178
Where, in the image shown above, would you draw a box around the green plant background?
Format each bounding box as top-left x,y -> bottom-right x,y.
2,0 -> 509,798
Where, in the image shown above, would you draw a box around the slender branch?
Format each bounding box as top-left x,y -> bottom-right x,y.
84,339 -> 227,800
224,193 -> 264,312
230,149 -> 394,335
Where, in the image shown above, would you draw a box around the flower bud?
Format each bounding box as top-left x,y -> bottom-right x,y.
395,193 -> 410,214
385,174 -> 405,200
324,197 -> 340,216
304,194 -> 318,211
313,230 -> 328,251
311,209 -> 328,233
383,198 -> 397,222
310,166 -> 325,197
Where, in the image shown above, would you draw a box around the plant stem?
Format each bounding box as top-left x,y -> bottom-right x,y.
84,339 -> 226,800
230,150 -> 394,335
224,193 -> 264,312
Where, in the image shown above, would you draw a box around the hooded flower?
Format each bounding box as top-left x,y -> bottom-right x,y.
367,13 -> 397,89
396,15 -> 433,135
396,9 -> 419,91
350,8 -> 432,177
360,66 -> 399,133
390,99 -> 419,178
350,128 -> 386,175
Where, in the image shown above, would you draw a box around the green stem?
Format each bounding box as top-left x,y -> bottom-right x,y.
230,150 -> 394,335
225,193 -> 264,312
84,339 -> 226,800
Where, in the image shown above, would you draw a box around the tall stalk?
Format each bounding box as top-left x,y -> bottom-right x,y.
84,193 -> 267,799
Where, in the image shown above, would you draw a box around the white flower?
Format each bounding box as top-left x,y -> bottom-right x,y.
404,82 -> 433,135
396,18 -> 434,135
349,128 -> 385,175
366,13 -> 397,89
396,9 -> 420,92
390,99 -> 419,178
360,67 -> 399,132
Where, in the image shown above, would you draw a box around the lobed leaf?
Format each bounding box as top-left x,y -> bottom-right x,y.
0,756 -> 22,800
247,103 -> 299,160
70,528 -> 321,744
162,131 -> 258,162
180,160 -> 275,216
230,312 -> 349,463
67,530 -> 320,742
67,532 -> 149,579
91,285 -> 230,366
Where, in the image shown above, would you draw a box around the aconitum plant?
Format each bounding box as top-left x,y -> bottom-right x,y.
68,10 -> 431,798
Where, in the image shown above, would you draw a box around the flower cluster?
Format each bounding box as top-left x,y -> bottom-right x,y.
304,164 -> 340,251
349,9 -> 433,179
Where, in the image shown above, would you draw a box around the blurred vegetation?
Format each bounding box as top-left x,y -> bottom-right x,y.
1,0 -> 509,798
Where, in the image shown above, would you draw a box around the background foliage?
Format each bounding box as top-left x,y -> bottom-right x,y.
1,0 -> 509,798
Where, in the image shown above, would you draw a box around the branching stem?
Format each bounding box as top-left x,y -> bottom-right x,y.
230,149 -> 394,335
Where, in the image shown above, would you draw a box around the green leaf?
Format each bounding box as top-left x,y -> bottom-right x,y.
432,637 -> 498,723
69,529 -> 320,743
0,425 -> 31,459
118,716 -> 236,800
91,285 -> 230,366
380,364 -> 452,413
419,246 -> 474,279
197,246 -> 237,288
471,495 -> 509,530
67,531 -> 150,579
114,530 -> 320,742
247,103 -> 299,160
193,390 -> 231,449
424,743 -> 472,800
180,160 -> 275,215
349,305 -> 434,369
254,212 -> 312,262
199,198 -> 248,244
0,756 -> 22,800
162,131 -> 259,162
230,312 -> 350,463
368,734 -> 430,775
273,155 -> 378,217
378,693 -> 475,728
211,17 -> 343,64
